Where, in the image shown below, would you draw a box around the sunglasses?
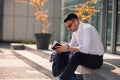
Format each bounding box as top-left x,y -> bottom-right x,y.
65,19 -> 75,28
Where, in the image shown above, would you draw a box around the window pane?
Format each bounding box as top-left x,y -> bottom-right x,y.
116,0 -> 120,52
61,0 -> 85,42
106,0 -> 112,51
91,0 -> 103,33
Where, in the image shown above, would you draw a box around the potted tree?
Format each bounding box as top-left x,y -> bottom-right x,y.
15,0 -> 51,50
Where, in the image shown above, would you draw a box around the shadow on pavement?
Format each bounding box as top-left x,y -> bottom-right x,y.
0,43 -> 10,49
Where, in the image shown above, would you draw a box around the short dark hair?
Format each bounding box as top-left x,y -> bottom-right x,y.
64,13 -> 78,23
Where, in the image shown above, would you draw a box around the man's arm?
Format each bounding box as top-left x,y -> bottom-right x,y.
69,33 -> 77,47
68,47 -> 79,53
55,45 -> 79,53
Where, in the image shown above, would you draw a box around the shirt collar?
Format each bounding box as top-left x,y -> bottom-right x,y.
76,21 -> 84,32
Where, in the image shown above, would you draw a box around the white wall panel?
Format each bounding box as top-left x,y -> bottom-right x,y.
45,0 -> 54,18
34,20 -> 41,33
3,16 -> 14,40
4,0 -> 15,16
28,6 -> 34,17
54,0 -> 62,18
2,0 -> 62,42
26,17 -> 35,40
53,18 -> 61,41
14,2 -> 27,16
14,17 -> 27,41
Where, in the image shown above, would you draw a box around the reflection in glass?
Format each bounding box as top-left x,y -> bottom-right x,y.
91,0 -> 102,33
116,0 -> 120,52
106,0 -> 112,50
61,0 -> 102,42
62,0 -> 84,42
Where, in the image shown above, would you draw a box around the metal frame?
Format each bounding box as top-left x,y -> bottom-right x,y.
0,0 -> 4,41
116,0 -> 120,54
101,0 -> 108,51
111,0 -> 117,53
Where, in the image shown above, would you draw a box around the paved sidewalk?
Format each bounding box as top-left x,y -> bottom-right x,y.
0,43 -> 51,80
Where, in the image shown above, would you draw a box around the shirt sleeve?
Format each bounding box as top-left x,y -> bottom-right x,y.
69,33 -> 77,47
77,27 -> 93,53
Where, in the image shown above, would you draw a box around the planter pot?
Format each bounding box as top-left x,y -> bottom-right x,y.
34,33 -> 52,50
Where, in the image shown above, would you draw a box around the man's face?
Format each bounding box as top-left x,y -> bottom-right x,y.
65,19 -> 79,32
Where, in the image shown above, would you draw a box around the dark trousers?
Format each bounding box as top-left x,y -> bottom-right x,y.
59,52 -> 103,80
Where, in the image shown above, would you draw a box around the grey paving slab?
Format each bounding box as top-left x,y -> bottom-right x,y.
13,50 -> 52,71
0,47 -> 51,80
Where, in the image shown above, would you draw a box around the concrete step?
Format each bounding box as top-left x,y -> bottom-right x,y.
12,44 -> 120,80
11,44 -> 82,80
24,44 -> 81,74
24,45 -> 106,80
81,62 -> 120,80
23,45 -> 107,80
12,50 -> 55,80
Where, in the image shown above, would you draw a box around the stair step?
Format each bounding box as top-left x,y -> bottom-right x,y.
13,50 -> 55,80
25,45 -> 104,80
14,50 -> 52,71
25,45 -> 81,74
13,44 -> 120,80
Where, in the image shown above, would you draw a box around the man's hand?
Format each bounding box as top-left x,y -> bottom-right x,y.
55,45 -> 67,53
55,46 -> 79,53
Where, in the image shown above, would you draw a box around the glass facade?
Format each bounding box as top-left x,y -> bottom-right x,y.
62,0 -> 102,42
116,0 -> 120,53
106,0 -> 112,51
91,1 -> 102,33
61,0 -> 84,42
62,0 -> 103,41
61,0 -> 120,54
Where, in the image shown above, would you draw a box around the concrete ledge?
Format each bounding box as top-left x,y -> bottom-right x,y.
76,62 -> 120,80
14,44 -> 120,80
11,43 -> 25,50
13,50 -> 55,80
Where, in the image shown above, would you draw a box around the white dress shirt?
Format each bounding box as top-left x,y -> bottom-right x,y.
69,22 -> 104,56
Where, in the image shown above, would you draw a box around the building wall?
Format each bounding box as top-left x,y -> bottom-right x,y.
1,0 -> 120,54
2,0 -> 62,42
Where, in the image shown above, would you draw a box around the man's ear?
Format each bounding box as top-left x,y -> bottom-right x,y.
75,19 -> 79,25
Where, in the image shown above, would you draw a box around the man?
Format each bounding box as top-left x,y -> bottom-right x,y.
55,13 -> 104,80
